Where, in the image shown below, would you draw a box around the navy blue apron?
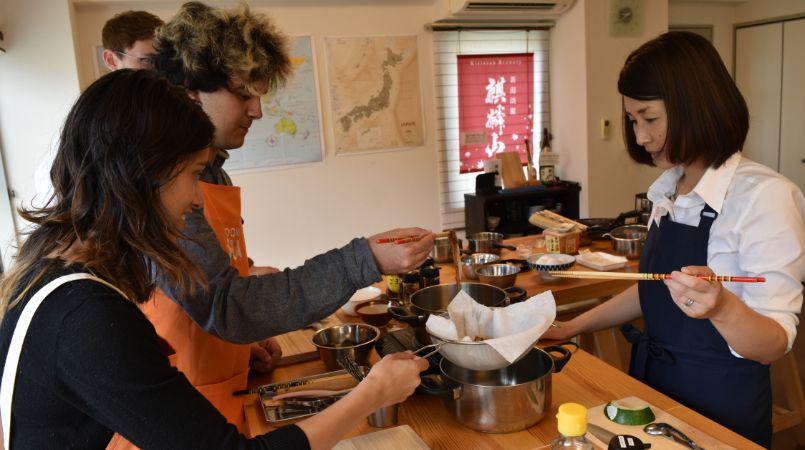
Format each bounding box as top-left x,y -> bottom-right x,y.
621,205 -> 772,448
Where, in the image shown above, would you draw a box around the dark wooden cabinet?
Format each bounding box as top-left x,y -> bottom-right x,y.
464,182 -> 581,236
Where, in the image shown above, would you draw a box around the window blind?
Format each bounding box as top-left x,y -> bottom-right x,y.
433,30 -> 550,230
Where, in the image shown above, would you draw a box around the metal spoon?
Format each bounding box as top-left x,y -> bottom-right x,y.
644,422 -> 704,450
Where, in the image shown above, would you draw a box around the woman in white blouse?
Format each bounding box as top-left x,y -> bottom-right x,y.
544,32 -> 804,447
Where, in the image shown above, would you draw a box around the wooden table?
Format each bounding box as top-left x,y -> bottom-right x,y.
244,349 -> 759,448
242,237 -> 760,448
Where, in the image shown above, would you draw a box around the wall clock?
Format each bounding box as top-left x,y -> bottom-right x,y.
610,0 -> 643,37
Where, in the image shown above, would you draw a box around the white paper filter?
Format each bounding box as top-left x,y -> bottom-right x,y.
425,290 -> 557,364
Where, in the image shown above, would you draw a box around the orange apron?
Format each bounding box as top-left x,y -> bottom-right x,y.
108,182 -> 252,449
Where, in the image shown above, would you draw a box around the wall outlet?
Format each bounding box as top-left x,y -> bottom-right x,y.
601,118 -> 610,140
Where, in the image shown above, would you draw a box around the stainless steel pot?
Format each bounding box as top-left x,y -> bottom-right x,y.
420,344 -> 575,433
604,224 -> 648,260
432,236 -> 463,263
387,283 -> 511,344
635,192 -> 652,213
467,232 -> 516,255
635,193 -> 653,225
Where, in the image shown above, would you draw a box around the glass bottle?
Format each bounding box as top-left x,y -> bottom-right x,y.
385,274 -> 401,300
399,271 -> 421,305
420,266 -> 441,287
550,403 -> 594,450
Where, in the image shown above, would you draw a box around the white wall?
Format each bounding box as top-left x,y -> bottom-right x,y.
585,0 -> 667,218
669,0 -> 805,74
0,0 -> 81,269
550,0 -> 589,214
70,1 -> 444,269
669,1 -> 735,70
552,0 -> 666,219
734,0 -> 805,22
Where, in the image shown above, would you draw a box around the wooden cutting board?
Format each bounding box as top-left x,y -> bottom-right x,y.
274,315 -> 341,366
496,151 -> 527,189
587,397 -> 735,449
333,425 -> 430,450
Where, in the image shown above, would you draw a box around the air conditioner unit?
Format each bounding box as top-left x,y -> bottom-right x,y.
448,0 -> 576,18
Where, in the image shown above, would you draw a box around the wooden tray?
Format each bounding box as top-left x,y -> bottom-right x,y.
333,425 -> 430,450
274,315 -> 341,366
587,397 -> 735,449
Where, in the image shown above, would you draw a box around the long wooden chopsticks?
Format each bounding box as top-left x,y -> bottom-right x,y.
375,231 -> 451,245
547,270 -> 765,283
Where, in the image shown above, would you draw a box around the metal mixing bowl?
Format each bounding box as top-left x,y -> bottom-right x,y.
476,263 -> 520,289
461,253 -> 500,279
311,323 -> 380,371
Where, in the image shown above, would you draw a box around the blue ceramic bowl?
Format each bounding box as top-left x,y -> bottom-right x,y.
526,253 -> 576,281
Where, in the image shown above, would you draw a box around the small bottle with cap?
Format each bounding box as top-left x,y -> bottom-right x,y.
550,403 -> 594,449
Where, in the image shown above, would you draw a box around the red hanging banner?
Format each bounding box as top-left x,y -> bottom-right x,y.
457,53 -> 534,173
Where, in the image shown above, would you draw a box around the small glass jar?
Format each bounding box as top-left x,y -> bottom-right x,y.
420,266 -> 441,288
385,274 -> 401,300
400,272 -> 421,305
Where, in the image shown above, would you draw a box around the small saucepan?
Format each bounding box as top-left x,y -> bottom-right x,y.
420,343 -> 577,433
432,236 -> 465,263
467,232 -> 517,255
604,224 -> 648,260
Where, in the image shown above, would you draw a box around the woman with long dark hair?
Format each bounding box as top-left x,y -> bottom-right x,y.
0,69 -> 426,449
545,32 -> 804,447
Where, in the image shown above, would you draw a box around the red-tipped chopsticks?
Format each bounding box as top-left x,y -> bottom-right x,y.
547,271 -> 765,283
374,235 -> 424,245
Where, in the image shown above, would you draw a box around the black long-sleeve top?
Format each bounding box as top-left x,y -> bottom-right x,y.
0,262 -> 311,449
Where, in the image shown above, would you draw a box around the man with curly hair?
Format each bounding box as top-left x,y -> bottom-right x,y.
138,1 -> 433,442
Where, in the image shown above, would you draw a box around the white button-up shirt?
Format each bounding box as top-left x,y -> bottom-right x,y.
647,153 -> 805,355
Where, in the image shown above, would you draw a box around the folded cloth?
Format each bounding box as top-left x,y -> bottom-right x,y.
426,290 -> 556,364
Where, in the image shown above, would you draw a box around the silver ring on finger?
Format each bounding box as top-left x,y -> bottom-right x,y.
684,298 -> 695,307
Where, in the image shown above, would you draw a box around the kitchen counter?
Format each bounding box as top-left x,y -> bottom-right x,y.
242,237 -> 761,448
244,349 -> 759,448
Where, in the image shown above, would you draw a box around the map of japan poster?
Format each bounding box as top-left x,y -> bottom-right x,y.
325,35 -> 425,154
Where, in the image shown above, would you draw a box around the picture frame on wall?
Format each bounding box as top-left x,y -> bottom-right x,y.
93,44 -> 111,79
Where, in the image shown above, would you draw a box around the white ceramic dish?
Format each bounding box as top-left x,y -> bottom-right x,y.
340,286 -> 382,316
575,251 -> 627,271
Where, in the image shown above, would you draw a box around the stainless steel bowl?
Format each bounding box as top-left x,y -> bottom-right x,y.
476,263 -> 520,289
461,253 -> 500,279
605,225 -> 648,259
311,323 -> 380,371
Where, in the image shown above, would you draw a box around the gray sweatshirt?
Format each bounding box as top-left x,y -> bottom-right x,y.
156,151 -> 382,343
